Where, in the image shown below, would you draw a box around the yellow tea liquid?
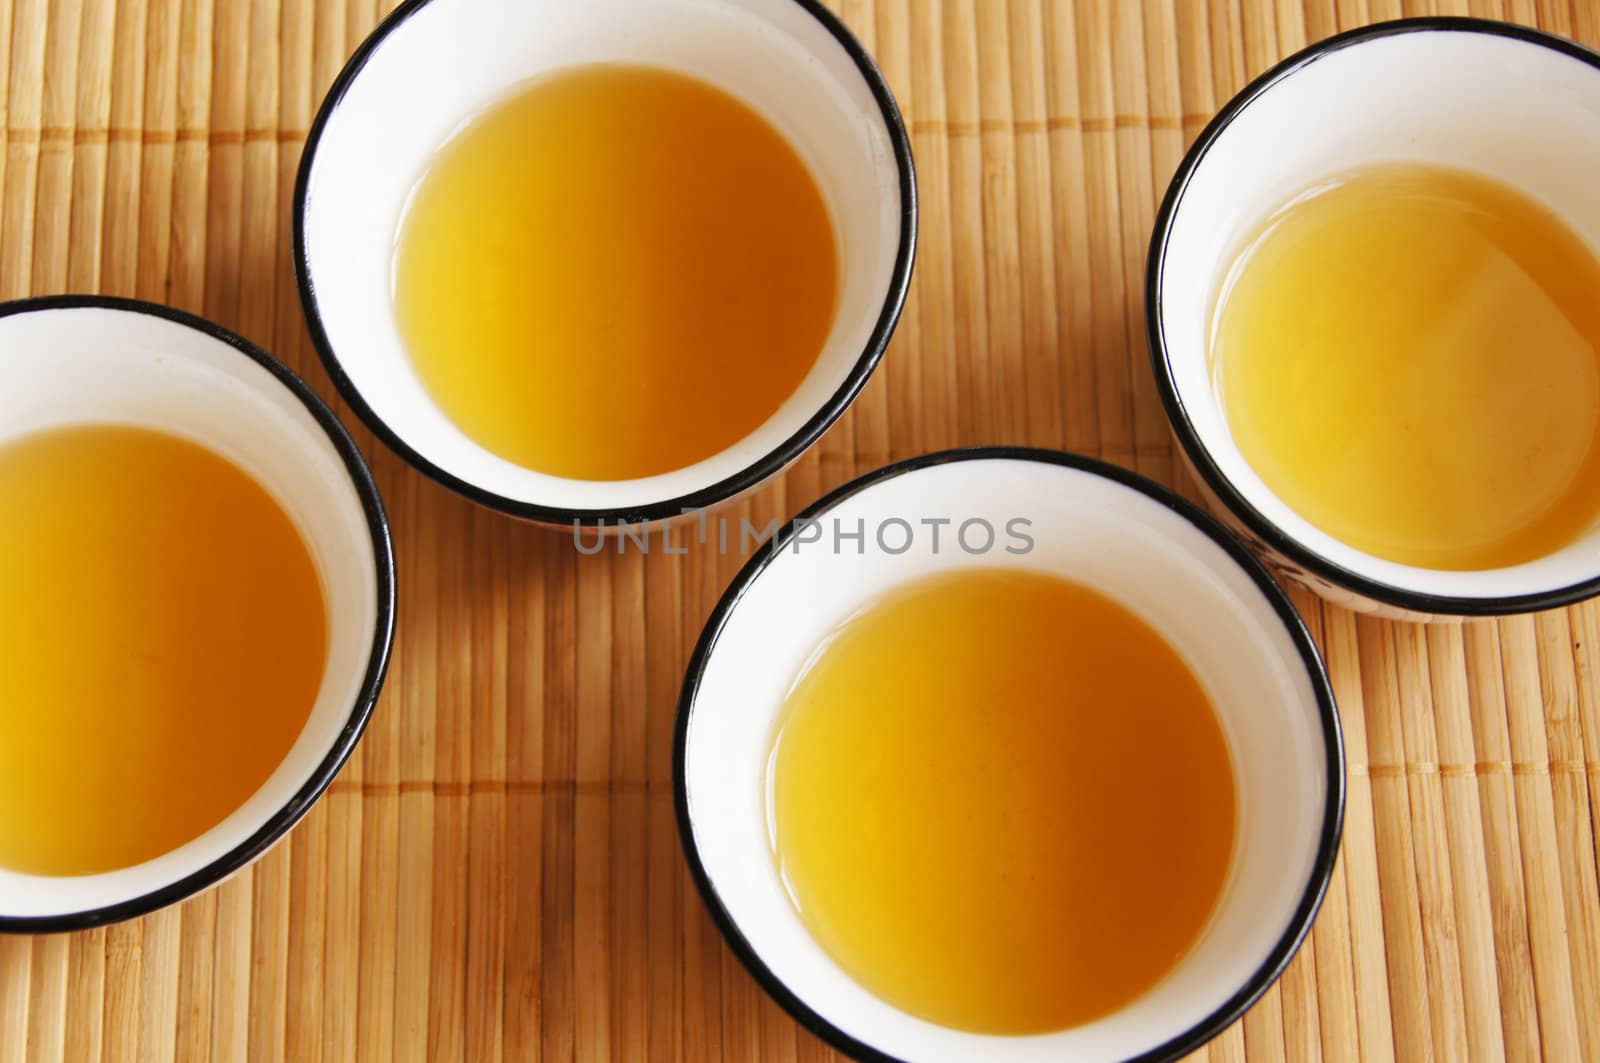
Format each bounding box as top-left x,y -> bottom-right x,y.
1213,163 -> 1600,570
394,64 -> 838,481
767,570 -> 1236,1035
0,425 -> 327,875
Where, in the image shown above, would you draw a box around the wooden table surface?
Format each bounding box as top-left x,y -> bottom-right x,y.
3,0 -> 1600,1059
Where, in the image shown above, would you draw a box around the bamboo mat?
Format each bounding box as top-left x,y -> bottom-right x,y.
2,0 -> 1599,1059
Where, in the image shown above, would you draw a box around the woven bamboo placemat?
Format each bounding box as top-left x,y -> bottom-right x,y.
2,0 -> 1598,1059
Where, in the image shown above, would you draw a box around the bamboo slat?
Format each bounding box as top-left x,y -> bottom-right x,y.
3,2 -> 1600,1060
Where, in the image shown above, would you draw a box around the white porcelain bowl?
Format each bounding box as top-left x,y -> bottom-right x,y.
1148,17 -> 1600,620
0,297 -> 394,931
295,0 -> 915,526
675,448 -> 1344,1063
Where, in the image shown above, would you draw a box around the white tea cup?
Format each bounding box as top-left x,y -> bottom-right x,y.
675,448 -> 1344,1063
1148,17 -> 1600,620
295,0 -> 916,527
0,297 -> 394,931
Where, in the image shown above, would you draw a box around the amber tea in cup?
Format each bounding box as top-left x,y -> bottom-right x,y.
767,568 -> 1237,1035
393,63 -> 839,482
0,425 -> 328,876
1211,162 -> 1600,572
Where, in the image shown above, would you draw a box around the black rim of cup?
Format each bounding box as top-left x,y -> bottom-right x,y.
1146,16 -> 1600,617
0,295 -> 396,934
673,446 -> 1347,1063
293,0 -> 918,529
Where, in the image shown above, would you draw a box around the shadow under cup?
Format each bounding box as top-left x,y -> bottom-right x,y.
676,450 -> 1345,1063
1149,18 -> 1600,619
295,0 -> 915,526
0,298 -> 394,932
